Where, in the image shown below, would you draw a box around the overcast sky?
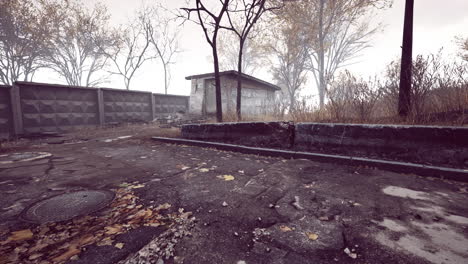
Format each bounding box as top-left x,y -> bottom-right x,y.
36,0 -> 468,97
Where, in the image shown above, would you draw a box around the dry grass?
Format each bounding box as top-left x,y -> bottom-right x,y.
255,53 -> 468,126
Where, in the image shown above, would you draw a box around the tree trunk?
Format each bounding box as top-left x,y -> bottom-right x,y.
236,41 -> 244,121
289,94 -> 295,114
212,43 -> 223,122
163,62 -> 168,94
398,0 -> 414,117
125,77 -> 131,90
318,0 -> 326,109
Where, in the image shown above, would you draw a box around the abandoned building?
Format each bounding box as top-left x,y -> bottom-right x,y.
186,70 -> 280,116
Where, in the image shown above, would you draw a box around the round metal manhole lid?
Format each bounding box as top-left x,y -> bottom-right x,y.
21,190 -> 115,224
0,152 -> 52,164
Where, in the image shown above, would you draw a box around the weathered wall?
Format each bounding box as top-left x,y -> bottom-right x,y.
181,121 -> 295,148
20,83 -> 99,133
188,76 -> 276,116
188,79 -> 205,115
294,123 -> 468,167
220,76 -> 275,116
0,85 -> 12,139
181,121 -> 468,168
102,89 -> 152,124
0,82 -> 189,137
154,93 -> 189,115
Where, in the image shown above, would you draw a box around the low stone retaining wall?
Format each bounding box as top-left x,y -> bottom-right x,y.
294,123 -> 468,168
180,122 -> 468,168
181,121 -> 294,148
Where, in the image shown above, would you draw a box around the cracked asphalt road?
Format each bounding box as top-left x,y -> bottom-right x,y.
1,124 -> 467,264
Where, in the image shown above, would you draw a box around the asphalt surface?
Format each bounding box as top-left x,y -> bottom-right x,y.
0,124 -> 467,264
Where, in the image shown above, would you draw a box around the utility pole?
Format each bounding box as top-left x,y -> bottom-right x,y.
398,0 -> 414,117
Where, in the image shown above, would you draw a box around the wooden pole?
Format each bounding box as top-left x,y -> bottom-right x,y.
398,0 -> 414,117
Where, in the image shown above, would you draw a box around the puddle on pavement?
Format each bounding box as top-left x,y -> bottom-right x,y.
445,214 -> 468,225
373,218 -> 408,232
411,204 -> 468,225
382,186 -> 431,200
413,222 -> 468,254
378,185 -> 468,263
374,216 -> 468,263
375,231 -> 467,264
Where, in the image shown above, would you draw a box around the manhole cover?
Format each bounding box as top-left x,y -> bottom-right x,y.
21,190 -> 114,223
0,152 -> 52,164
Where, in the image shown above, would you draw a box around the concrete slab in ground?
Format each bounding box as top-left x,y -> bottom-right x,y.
0,123 -> 467,264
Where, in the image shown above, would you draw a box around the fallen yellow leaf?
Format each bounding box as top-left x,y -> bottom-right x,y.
155,203 -> 171,210
8,229 -> 33,241
104,225 -> 123,235
52,245 -> 80,263
97,237 -> 114,246
279,225 -> 292,232
28,253 -> 43,261
217,175 -> 235,181
306,232 -> 319,241
129,184 -> 145,189
77,234 -> 96,246
144,222 -> 161,227
115,242 -> 124,249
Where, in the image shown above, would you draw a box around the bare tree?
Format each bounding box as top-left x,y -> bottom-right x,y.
44,1 -> 117,87
279,0 -> 391,108
212,30 -> 262,75
103,13 -> 154,90
181,0 -> 232,122
0,0 -> 58,85
224,0 -> 280,120
267,20 -> 308,113
141,6 -> 181,94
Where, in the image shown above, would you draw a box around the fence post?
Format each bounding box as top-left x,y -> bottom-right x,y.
97,89 -> 105,126
149,93 -> 155,121
10,83 -> 24,135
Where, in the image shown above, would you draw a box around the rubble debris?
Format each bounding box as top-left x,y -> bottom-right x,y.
291,196 -> 304,210
344,247 -> 358,259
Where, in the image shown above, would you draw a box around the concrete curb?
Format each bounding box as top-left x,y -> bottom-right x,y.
152,136 -> 468,183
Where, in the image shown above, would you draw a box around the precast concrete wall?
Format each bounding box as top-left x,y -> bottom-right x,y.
154,93 -> 189,115
0,85 -> 13,139
19,83 -> 99,133
102,88 -> 152,124
0,82 -> 189,137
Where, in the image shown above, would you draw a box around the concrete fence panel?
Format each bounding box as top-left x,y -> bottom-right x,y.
17,82 -> 99,133
153,94 -> 189,115
102,88 -> 152,124
0,82 -> 190,137
0,85 -> 13,139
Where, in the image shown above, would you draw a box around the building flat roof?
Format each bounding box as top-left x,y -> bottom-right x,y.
185,70 -> 281,91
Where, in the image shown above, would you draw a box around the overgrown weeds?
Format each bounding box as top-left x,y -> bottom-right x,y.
263,52 -> 468,126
